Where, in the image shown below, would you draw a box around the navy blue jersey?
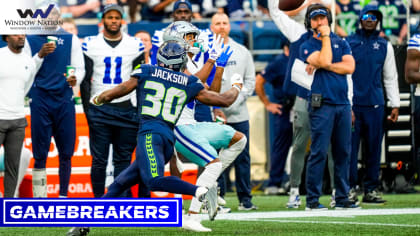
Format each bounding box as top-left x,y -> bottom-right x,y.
131,64 -> 205,142
261,54 -> 289,104
299,33 -> 352,105
337,0 -> 363,35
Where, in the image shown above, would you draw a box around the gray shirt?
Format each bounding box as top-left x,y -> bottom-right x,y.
219,37 -> 255,123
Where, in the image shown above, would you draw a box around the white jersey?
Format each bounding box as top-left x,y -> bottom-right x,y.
408,34 -> 420,95
83,33 -> 144,103
176,53 -> 208,126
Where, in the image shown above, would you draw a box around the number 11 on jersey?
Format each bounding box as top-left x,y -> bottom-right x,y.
103,56 -> 122,84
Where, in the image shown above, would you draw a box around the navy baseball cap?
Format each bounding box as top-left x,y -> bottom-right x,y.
103,4 -> 124,18
309,8 -> 328,19
173,0 -> 192,12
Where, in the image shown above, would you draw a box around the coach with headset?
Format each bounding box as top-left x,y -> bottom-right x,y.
299,4 -> 357,210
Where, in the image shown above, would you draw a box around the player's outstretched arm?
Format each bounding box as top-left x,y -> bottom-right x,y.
405,49 -> 420,84
195,73 -> 243,107
92,77 -> 138,105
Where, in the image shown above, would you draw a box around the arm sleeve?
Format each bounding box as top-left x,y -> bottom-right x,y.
268,0 -> 307,43
71,34 -> 86,86
23,38 -> 33,56
341,39 -> 352,56
236,49 -> 256,105
383,41 -> 400,108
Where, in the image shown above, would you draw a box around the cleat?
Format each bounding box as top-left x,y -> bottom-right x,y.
286,194 -> 301,208
67,227 -> 90,236
348,188 -> 360,206
362,190 -> 386,204
204,185 -> 218,221
182,214 -> 211,232
335,201 -> 362,210
217,196 -> 226,206
202,205 -> 231,214
238,199 -> 258,211
305,202 -> 328,211
330,189 -> 336,208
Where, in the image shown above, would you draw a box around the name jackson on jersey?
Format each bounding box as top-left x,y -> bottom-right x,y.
151,68 -> 188,86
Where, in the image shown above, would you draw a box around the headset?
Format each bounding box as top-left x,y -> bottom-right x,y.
304,4 -> 332,30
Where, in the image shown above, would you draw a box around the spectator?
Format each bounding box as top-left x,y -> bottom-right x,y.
198,0 -> 227,17
376,0 -> 408,44
255,43 -> 293,195
0,35 -> 51,198
59,0 -> 101,19
347,4 -> 400,204
268,0 -> 336,209
24,5 -> 85,198
141,0 -> 201,21
134,30 -> 152,64
80,4 -> 145,198
299,4 -> 357,210
336,0 -> 362,36
211,12 -> 257,210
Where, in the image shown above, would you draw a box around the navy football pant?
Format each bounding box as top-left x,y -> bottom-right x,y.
268,110 -> 293,187
30,88 -> 75,197
89,121 -> 137,198
306,104 -> 351,205
350,105 -> 384,193
104,133 -> 197,198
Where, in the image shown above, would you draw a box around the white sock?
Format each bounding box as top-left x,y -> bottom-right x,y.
290,187 -> 299,195
189,162 -> 222,213
32,168 -> 47,198
219,136 -> 247,171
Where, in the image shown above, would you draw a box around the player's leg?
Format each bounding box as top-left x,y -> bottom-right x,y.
3,119 -> 26,197
103,159 -> 141,198
288,97 -> 310,208
306,105 -> 334,210
330,105 -> 353,208
14,146 -> 31,197
111,125 -> 138,197
88,120 -> 112,198
363,105 -> 386,204
266,111 -> 293,193
53,100 -> 76,198
30,92 -> 53,198
226,121 -> 255,210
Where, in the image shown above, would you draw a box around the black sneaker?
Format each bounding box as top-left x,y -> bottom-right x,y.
67,227 -> 90,236
238,199 -> 258,211
362,190 -> 386,204
335,201 -> 361,210
305,202 -> 328,211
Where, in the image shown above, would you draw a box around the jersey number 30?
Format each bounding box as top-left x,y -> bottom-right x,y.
142,81 -> 187,123
103,56 -> 122,84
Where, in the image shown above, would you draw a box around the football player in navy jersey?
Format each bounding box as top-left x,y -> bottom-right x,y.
80,4 -> 145,198
67,40 -> 242,236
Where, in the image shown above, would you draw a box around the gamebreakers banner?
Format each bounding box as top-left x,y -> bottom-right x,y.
0,198 -> 182,227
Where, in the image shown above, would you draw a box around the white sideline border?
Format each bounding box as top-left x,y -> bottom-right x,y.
201,208 -> 420,228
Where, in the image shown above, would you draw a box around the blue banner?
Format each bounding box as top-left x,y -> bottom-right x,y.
0,198 -> 182,227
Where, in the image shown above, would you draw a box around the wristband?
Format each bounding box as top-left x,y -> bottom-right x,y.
321,35 -> 330,38
232,84 -> 241,92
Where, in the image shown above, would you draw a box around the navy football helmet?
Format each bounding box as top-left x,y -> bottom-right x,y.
157,40 -> 188,72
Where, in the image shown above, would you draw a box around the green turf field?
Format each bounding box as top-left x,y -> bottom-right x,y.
1,190 -> 419,236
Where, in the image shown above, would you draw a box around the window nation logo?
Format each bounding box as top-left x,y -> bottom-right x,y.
16,4 -> 54,19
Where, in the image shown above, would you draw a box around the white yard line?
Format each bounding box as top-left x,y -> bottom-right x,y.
200,208 -> 420,222
240,219 -> 420,228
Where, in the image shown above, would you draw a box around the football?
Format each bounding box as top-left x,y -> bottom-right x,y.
278,0 -> 305,11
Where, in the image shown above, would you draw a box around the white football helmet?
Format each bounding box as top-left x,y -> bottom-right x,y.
163,21 -> 202,54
